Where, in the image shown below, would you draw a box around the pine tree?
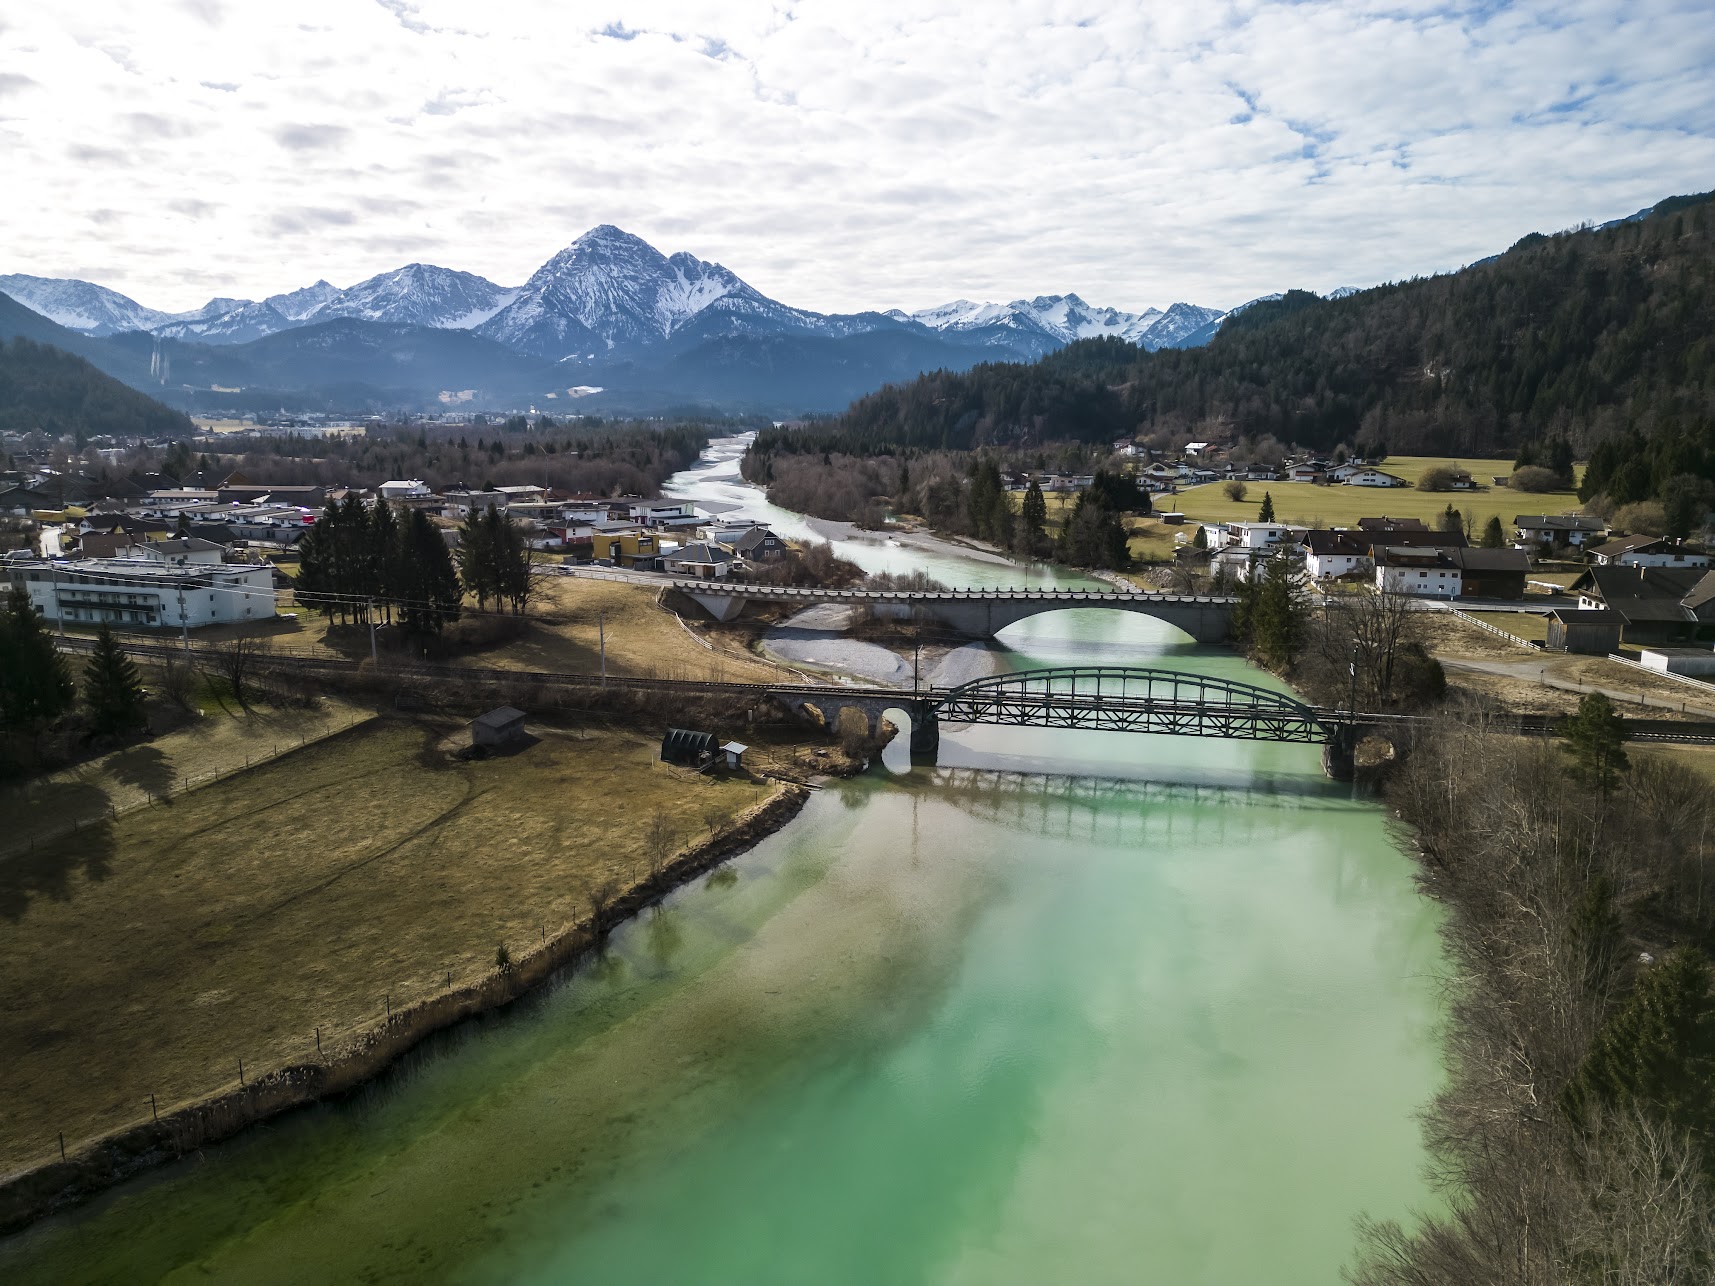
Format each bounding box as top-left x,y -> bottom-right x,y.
369,497 -> 401,625
1257,491 -> 1275,523
1563,948 -> 1715,1153
457,506 -> 497,610
1481,515 -> 1506,548
83,623 -> 147,736
1560,691 -> 1629,795
0,588 -> 74,743
397,509 -> 463,637
1438,503 -> 1463,535
1021,480 -> 1048,557
1235,548 -> 1307,671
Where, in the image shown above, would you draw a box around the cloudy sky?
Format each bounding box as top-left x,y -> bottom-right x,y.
4,1 -> 1712,315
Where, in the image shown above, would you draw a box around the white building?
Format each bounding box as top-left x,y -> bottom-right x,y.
379,479 -> 431,499
1373,546 -> 1461,598
1343,469 -> 1408,488
5,555 -> 276,628
1221,521 -> 1296,552
1587,536 -> 1711,570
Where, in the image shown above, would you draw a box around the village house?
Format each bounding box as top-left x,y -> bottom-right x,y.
1587,535 -> 1711,570
1573,565 -> 1715,646
662,541 -> 734,579
1374,546 -> 1462,598
1515,513 -> 1605,549
1342,468 -> 1410,488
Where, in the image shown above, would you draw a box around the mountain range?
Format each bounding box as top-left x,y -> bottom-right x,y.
0,226 -> 1240,415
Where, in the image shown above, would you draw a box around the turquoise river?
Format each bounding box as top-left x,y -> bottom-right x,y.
0,437 -> 1444,1283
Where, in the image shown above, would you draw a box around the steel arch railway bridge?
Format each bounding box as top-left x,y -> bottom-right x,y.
766,666 -> 1357,774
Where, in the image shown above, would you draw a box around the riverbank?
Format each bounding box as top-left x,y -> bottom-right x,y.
801,515 -> 1018,570
0,715 -> 853,1234
1347,707 -> 1715,1281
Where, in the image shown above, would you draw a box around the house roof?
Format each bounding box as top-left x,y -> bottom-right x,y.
1548,608 -> 1622,624
471,706 -> 526,730
1446,546 -> 1530,573
1302,530 -> 1367,556
1583,565 -> 1710,623
1590,534 -> 1669,558
1515,514 -> 1604,532
668,542 -> 734,563
1356,517 -> 1428,531
1374,545 -> 1457,568
732,527 -> 779,552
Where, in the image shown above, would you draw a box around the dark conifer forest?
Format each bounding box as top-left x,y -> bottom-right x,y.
0,337 -> 194,441
748,191 -> 1714,515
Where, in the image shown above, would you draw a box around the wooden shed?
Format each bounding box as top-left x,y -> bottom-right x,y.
660,727 -> 718,767
470,706 -> 527,749
1546,609 -> 1624,655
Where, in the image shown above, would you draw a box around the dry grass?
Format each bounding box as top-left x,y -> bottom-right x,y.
1466,611 -> 1550,642
183,579 -> 782,683
454,578 -> 782,682
0,694 -> 373,854
0,716 -> 773,1176
1171,455 -> 1586,530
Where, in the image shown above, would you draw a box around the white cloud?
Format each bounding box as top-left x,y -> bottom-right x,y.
3,0 -> 1711,313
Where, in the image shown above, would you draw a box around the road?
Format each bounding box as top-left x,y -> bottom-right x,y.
1441,655 -> 1715,720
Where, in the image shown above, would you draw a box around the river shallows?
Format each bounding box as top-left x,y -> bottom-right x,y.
0,444 -> 1441,1284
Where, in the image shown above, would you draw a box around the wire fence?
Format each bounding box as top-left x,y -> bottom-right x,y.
0,722 -> 372,862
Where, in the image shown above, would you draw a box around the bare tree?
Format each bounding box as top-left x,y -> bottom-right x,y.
205,637 -> 261,710
644,811 -> 677,881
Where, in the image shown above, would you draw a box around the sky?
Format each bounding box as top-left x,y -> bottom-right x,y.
3,1 -> 1713,316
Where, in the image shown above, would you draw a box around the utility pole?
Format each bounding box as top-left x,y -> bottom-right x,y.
177,581 -> 189,655
368,600 -> 379,664
599,610 -> 606,685
1348,640 -> 1359,727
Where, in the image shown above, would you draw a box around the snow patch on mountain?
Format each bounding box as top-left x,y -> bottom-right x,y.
0,273 -> 174,335
311,264 -> 516,329
905,293 -> 1221,350
266,280 -> 343,321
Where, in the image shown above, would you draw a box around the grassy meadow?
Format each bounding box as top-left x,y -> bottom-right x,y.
1168,456 -> 1588,531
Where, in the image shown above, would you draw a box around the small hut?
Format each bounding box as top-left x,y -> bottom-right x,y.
720,741 -> 749,771
660,727 -> 718,768
470,706 -> 528,750
1546,609 -> 1623,655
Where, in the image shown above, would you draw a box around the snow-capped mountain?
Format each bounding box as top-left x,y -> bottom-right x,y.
0,273 -> 176,335
475,225 -> 830,359
900,293 -> 1224,351
3,228 -> 1228,362
154,301 -> 293,344
265,279 -> 343,321
312,265 -> 516,330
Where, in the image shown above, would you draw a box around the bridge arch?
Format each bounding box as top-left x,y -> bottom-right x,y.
935,667 -> 1330,744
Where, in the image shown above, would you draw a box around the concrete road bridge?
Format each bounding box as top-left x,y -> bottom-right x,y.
665,578 -> 1239,643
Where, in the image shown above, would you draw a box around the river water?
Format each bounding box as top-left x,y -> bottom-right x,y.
0,436 -> 1442,1284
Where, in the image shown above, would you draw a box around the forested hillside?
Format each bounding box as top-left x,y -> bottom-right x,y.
754,192 -> 1714,512
0,336 -> 193,441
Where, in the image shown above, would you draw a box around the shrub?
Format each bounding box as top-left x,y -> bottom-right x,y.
1510,464 -> 1567,493
1223,480 -> 1248,502
1613,500 -> 1667,536
1416,466 -> 1460,491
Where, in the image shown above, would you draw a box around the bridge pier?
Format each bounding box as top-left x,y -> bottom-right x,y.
1321,726 -> 1356,782
908,701 -> 940,763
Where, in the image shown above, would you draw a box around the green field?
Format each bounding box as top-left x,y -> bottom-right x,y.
1170,456 -> 1588,531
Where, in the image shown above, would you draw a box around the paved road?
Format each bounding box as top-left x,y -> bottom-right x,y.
1442,655 -> 1715,719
